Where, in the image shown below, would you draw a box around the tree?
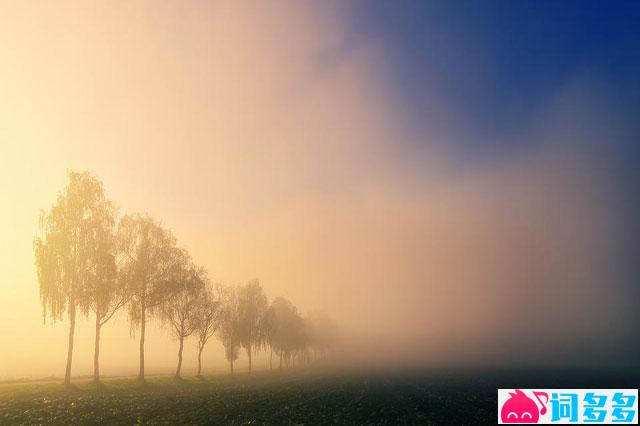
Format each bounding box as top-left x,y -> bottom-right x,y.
237,280 -> 268,373
305,311 -> 339,362
85,240 -> 128,382
270,297 -> 306,369
193,283 -> 223,377
159,253 -> 206,378
287,311 -> 307,367
261,305 -> 277,369
218,284 -> 241,376
34,171 -> 114,385
118,214 -> 182,381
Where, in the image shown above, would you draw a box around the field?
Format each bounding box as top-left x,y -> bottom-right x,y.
0,367 -> 637,425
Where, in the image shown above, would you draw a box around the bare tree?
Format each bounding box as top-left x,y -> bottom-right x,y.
237,280 -> 268,373
159,254 -> 206,378
193,283 -> 222,377
34,171 -> 114,385
218,284 -> 241,376
117,214 -> 182,381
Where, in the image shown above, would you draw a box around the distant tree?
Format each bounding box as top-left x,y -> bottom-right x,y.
237,280 -> 268,373
289,313 -> 308,367
34,171 -> 114,385
270,297 -> 288,368
159,253 -> 205,378
305,311 -> 340,362
218,284 -> 241,375
117,214 -> 182,381
261,305 -> 277,369
193,283 -> 223,377
270,297 -> 306,369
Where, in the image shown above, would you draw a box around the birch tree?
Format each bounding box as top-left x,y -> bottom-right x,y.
159,256 -> 206,378
85,243 -> 128,382
261,305 -> 277,370
117,214 -> 182,381
237,280 -> 268,373
218,284 -> 241,375
34,171 -> 114,385
193,283 -> 222,376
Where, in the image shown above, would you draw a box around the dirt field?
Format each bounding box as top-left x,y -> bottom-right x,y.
0,367 -> 636,425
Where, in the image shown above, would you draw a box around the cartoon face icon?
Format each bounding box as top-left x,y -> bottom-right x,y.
501,389 -> 548,423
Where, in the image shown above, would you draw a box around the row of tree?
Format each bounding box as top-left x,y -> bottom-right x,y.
34,171 -> 338,385
216,282 -> 339,375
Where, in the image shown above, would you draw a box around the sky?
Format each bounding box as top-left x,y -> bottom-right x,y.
0,1 -> 639,379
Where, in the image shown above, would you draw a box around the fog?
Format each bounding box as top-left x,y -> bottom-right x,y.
0,1 -> 637,380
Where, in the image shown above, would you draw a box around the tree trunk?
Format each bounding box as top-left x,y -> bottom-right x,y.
93,314 -> 101,382
138,301 -> 146,381
64,302 -> 76,385
270,347 -> 273,370
176,335 -> 184,378
197,343 -> 204,376
279,352 -> 282,370
230,359 -> 234,376
247,346 -> 252,374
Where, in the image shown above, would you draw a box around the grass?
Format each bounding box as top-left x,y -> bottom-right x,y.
0,366 -> 637,425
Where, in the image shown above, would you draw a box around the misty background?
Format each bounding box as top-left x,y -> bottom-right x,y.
1,1 -> 639,380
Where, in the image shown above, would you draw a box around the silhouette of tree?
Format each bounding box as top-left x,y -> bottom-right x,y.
218,284 -> 241,375
117,214 -> 182,381
261,305 -> 277,369
34,171 -> 114,385
193,283 -> 223,377
270,297 -> 306,369
159,253 -> 206,378
289,313 -> 308,367
305,311 -> 340,362
237,280 -> 268,373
